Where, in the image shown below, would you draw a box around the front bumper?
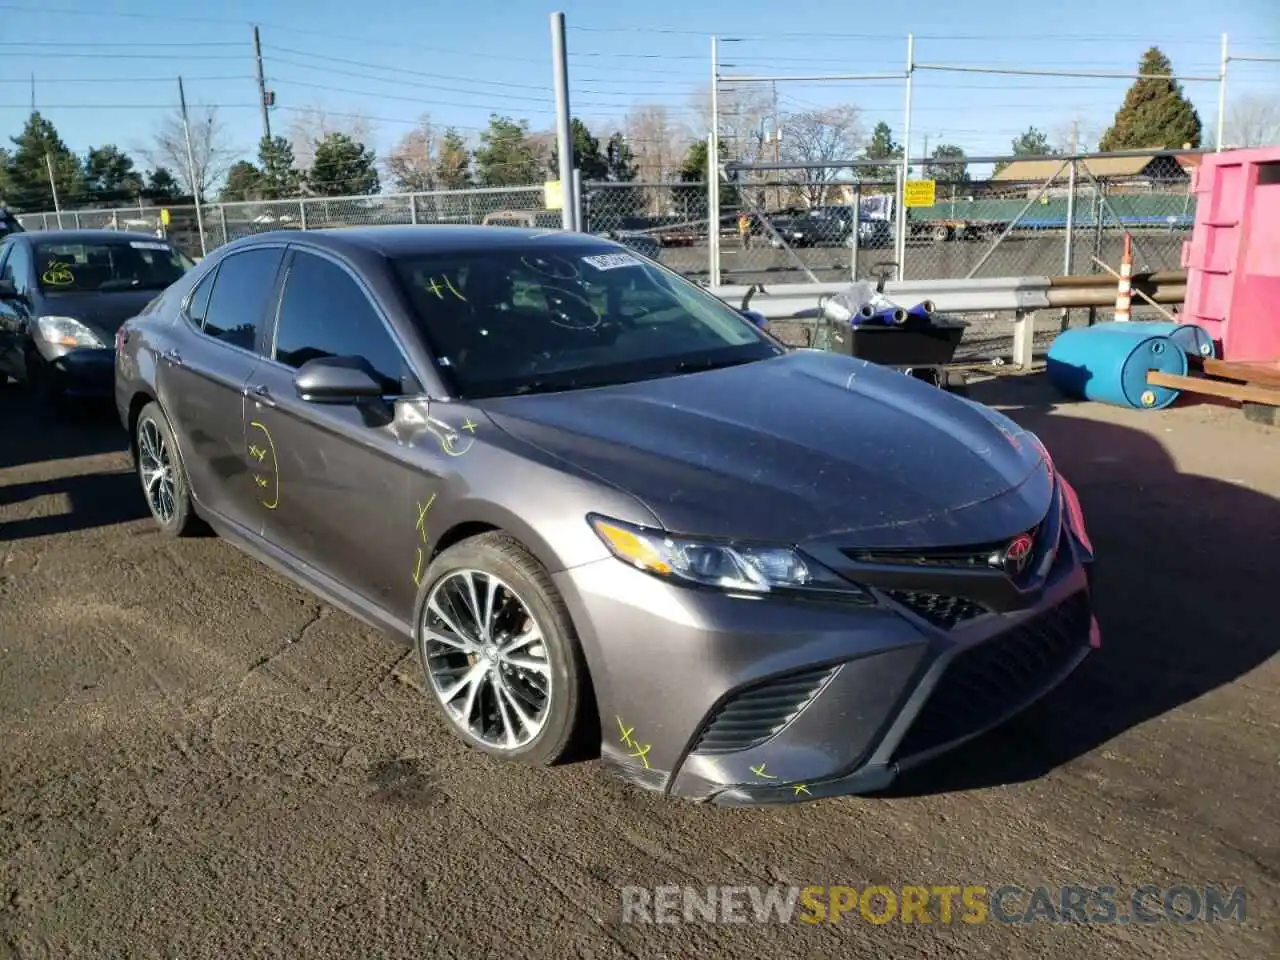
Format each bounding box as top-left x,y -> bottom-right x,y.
553,490 -> 1097,806
45,346 -> 115,397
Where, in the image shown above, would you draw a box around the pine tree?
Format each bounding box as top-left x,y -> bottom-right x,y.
862,122 -> 901,184
307,132 -> 379,197
435,128 -> 471,189
8,112 -> 85,211
473,115 -> 540,187
257,136 -> 301,199
1099,47 -> 1203,151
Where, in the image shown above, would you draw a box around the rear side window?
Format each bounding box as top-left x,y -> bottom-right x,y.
272,251 -> 411,393
186,269 -> 216,327
201,248 -> 285,351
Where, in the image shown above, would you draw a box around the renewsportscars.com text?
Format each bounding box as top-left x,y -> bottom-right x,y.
621,884 -> 1247,925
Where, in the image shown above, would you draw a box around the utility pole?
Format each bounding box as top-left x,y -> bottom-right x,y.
771,80 -> 781,211
549,12 -> 576,231
253,26 -> 271,143
177,76 -> 207,257
45,154 -> 63,228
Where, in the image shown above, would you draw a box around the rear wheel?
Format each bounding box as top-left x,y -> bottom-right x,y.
415,532 -> 591,765
135,401 -> 200,537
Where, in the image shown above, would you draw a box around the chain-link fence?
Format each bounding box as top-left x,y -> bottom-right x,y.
11,151 -> 1201,287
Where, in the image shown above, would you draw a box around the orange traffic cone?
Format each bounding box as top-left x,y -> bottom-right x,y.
1114,232 -> 1133,322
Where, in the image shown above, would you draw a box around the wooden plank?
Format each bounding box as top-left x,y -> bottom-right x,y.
1197,358 -> 1280,389
1147,370 -> 1280,406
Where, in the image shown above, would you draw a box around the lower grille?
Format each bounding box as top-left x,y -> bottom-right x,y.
693,665 -> 838,754
891,591 -> 1092,762
888,590 -> 988,629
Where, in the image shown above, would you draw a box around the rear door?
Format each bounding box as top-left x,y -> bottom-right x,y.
245,248 -> 432,622
159,245 -> 286,532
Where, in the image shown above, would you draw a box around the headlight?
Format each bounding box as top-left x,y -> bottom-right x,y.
588,515 -> 872,600
37,316 -> 105,348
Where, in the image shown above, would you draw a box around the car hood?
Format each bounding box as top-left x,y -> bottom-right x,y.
40,289 -> 160,338
483,350 -> 1054,548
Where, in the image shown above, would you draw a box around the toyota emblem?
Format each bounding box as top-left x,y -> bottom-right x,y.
999,533 -> 1035,577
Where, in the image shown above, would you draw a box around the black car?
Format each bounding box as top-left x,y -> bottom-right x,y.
0,229 -> 194,403
0,209 -> 23,240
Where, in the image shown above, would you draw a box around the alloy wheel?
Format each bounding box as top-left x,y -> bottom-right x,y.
421,569 -> 552,750
137,417 -> 177,524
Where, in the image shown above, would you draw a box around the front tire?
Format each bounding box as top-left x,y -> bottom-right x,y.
135,401 -> 199,537
414,532 -> 591,766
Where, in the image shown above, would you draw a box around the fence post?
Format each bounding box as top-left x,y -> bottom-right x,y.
219,205 -> 228,246
410,194 -> 419,225
707,133 -> 721,285
299,199 -> 308,231
851,183 -> 861,281
1060,157 -> 1078,331
1087,181 -> 1106,327
73,212 -> 81,228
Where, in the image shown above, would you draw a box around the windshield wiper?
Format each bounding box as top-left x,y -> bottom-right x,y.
669,356 -> 761,374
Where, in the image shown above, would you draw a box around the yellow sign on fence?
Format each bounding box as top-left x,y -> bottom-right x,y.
159,208 -> 171,226
903,179 -> 937,208
543,180 -> 564,211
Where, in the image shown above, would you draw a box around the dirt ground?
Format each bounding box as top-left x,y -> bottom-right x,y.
1,373 -> 1277,959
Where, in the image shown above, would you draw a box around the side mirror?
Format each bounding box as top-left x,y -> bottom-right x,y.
741,309 -> 768,329
0,279 -> 17,299
294,355 -> 386,404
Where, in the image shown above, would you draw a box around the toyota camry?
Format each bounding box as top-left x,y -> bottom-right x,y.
114,226 -> 1098,805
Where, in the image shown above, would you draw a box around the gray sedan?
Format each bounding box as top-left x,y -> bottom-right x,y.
114,225 -> 1098,806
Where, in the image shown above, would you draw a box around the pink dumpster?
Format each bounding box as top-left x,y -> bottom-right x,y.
1181,147 -> 1280,364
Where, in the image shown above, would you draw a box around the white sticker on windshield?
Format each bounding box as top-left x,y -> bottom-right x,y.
582,252 -> 642,271
129,241 -> 171,251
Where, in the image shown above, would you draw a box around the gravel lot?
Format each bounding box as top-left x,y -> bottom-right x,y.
1,373 -> 1276,959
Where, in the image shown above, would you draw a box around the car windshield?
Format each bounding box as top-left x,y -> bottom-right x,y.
392,243 -> 783,399
34,239 -> 192,293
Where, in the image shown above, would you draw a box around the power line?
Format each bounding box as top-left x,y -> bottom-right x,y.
0,75 -> 254,83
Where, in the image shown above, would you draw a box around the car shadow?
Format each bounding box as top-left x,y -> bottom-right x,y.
0,388 -> 127,471
879,373 -> 1280,796
0,390 -> 142,540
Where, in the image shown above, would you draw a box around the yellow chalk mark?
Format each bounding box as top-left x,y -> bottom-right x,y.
628,742 -> 652,769
248,444 -> 266,462
750,763 -> 778,780
616,716 -> 635,748
42,260 -> 75,286
462,419 -> 478,433
253,474 -> 268,488
793,783 -> 811,797
247,420 -> 280,510
411,493 -> 437,585
425,275 -> 466,301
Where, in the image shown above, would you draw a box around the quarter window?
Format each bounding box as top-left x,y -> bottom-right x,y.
273,251 -> 410,392
185,268 -> 217,328
201,248 -> 285,350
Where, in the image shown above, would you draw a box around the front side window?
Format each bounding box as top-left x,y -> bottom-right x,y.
2,243 -> 33,295
272,251 -> 412,393
201,247 -> 285,350
391,243 -> 781,399
33,239 -> 192,293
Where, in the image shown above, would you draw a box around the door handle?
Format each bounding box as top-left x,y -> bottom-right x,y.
161,347 -> 182,366
247,383 -> 275,407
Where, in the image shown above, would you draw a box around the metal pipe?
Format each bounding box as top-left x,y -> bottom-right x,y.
550,13 -> 576,232
177,76 -> 207,257
1049,270 -> 1185,287
912,63 -> 1220,83
1216,34 -> 1229,151
720,72 -> 903,83
709,36 -> 721,285
964,159 -> 1068,279
1046,284 -> 1184,308
895,33 -> 914,281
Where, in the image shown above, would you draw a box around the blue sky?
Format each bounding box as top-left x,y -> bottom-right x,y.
1,0 -> 1277,179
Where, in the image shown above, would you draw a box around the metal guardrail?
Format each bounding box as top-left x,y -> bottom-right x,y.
706,274 -> 1178,369
708,277 -> 1054,319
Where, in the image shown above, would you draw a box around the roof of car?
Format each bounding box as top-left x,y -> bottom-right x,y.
240,224 -> 618,258
16,229 -> 172,244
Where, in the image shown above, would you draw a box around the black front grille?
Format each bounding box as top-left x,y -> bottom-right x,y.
845,543 -> 1005,570
887,590 -> 989,629
693,665 -> 838,754
891,591 -> 1092,762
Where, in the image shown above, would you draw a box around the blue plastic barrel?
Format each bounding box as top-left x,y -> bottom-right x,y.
1047,326 -> 1188,410
1089,320 -> 1216,358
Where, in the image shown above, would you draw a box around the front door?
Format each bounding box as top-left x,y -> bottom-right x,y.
245,248 -> 433,624
158,245 -> 286,532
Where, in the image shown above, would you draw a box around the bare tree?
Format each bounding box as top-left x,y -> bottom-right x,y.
623,104 -> 686,183
689,82 -> 775,165
386,116 -> 437,192
1222,95 -> 1280,148
1050,114 -> 1102,155
779,105 -> 865,206
140,104 -> 237,201
288,104 -> 375,170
